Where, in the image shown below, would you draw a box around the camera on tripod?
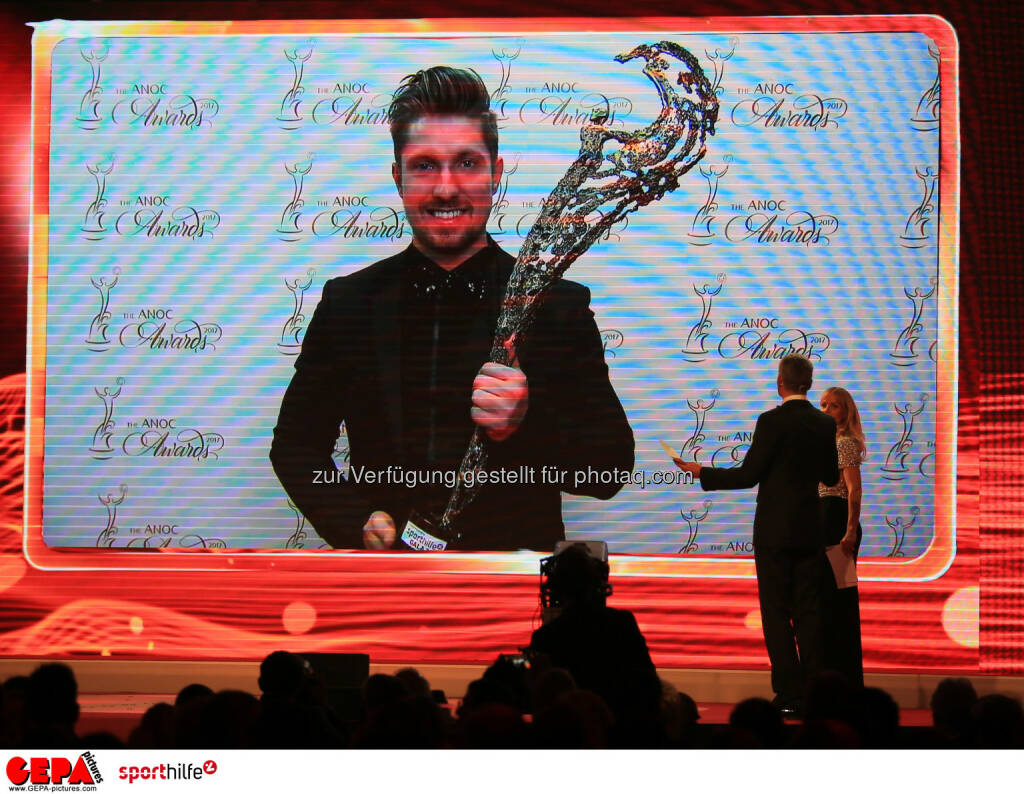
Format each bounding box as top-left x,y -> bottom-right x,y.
538,540 -> 611,624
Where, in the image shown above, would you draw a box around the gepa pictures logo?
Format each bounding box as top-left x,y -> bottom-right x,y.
6,752 -> 102,787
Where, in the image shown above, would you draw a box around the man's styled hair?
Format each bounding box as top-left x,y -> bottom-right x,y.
388,66 -> 499,166
778,354 -> 813,394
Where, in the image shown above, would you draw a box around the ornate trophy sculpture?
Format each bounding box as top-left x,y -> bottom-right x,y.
402,41 -> 719,550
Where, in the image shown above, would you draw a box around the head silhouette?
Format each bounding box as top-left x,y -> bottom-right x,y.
542,544 -> 610,609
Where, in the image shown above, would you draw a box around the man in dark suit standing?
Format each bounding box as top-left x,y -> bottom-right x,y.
270,66 -> 633,552
676,354 -> 839,714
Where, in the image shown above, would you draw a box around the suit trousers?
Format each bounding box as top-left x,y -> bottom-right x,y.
754,544 -> 826,702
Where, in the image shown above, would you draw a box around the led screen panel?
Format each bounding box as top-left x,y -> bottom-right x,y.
27,17 -> 956,586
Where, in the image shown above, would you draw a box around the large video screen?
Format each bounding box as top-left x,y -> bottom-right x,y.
31,19 -> 955,573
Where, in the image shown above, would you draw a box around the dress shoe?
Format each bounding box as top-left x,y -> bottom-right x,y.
771,696 -> 802,719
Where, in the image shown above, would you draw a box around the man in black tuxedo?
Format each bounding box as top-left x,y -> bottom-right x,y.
676,354 -> 839,713
270,66 -> 634,552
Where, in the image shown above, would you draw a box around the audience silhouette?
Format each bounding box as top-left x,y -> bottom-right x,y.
23,663 -> 79,748
929,676 -> 978,747
2,656 -> 1022,749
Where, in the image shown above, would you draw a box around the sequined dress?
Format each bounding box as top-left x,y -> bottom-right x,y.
818,433 -> 864,687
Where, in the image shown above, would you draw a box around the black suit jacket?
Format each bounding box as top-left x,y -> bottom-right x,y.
699,398 -> 839,549
270,243 -> 634,551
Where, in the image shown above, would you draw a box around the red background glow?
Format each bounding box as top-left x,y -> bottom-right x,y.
0,0 -> 1020,675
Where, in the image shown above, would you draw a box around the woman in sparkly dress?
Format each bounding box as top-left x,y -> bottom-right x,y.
818,387 -> 866,688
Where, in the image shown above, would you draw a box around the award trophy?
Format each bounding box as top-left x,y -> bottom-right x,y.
399,41 -> 720,551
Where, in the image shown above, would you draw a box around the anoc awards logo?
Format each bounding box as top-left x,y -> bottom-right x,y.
677,493 -> 756,554
667,390 -> 753,471
80,157 -> 115,240
704,39 -> 737,97
277,155 -> 314,240
489,40 -> 525,123
74,39 -> 220,131
488,156 -> 520,237
274,154 -> 407,241
679,278 -> 830,363
75,42 -> 108,130
89,377 -> 125,458
311,87 -> 390,127
95,484 -> 127,547
94,485 -> 226,548
517,85 -> 632,128
285,499 -> 310,549
111,83 -> 220,131
899,167 -> 939,249
312,202 -> 406,240
277,40 -> 315,128
890,279 -> 937,366
278,268 -> 316,355
880,395 -> 932,481
275,39 -> 394,129
600,329 -> 625,359
678,499 -> 712,553
885,506 -> 920,557
85,268 -> 120,351
83,270 -> 223,354
682,164 -> 839,249
687,159 -> 731,246
118,308 -> 222,353
724,200 -> 839,246
517,44 -> 633,130
128,531 -> 227,549
120,420 -> 225,462
680,274 -> 726,362
716,315 -> 830,362
730,80 -> 849,131
910,42 -> 941,132
89,381 -> 226,461
284,499 -> 327,549
79,159 -> 221,241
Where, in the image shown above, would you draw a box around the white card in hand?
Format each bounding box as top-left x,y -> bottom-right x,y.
825,544 -> 858,588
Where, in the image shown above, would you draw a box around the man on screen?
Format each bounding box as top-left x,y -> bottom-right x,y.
270,66 -> 634,551
676,354 -> 839,715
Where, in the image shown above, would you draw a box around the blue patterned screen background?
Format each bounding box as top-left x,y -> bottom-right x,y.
39,30 -> 952,558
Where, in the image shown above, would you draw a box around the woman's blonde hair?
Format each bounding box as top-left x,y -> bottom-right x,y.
822,386 -> 867,459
